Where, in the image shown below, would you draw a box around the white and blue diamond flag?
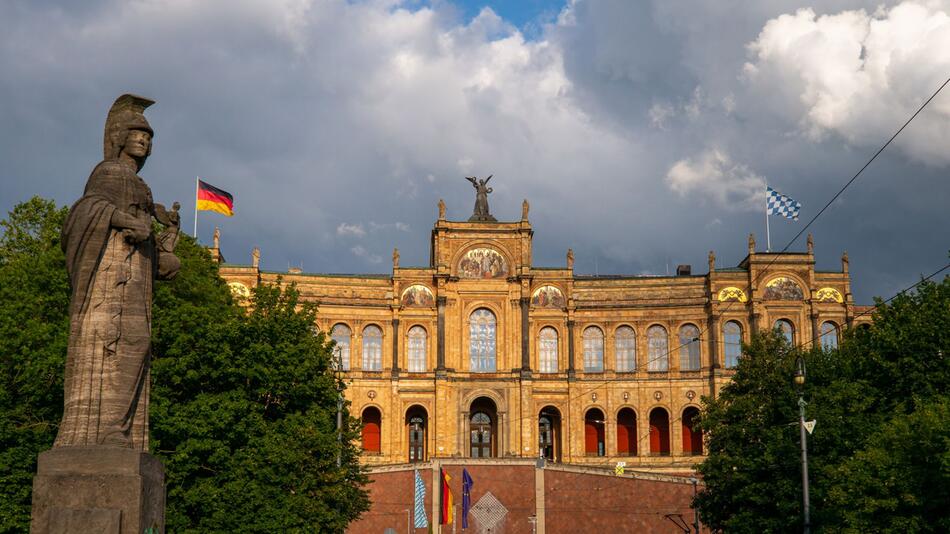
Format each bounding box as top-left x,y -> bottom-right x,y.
767,186 -> 801,221
413,469 -> 429,528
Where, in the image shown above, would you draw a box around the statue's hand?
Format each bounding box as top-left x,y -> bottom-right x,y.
123,219 -> 151,243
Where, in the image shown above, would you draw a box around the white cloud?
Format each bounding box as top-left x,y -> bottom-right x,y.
336,223 -> 366,237
350,245 -> 383,264
743,1 -> 950,165
666,149 -> 765,211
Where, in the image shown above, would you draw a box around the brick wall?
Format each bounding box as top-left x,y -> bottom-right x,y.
348,459 -> 705,534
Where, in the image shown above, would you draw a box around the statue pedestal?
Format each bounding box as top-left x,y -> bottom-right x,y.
30,447 -> 164,534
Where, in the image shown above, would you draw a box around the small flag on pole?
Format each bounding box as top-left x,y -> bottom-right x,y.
440,469 -> 454,525
461,468 -> 473,528
197,179 -> 234,216
413,470 -> 429,528
766,186 -> 801,221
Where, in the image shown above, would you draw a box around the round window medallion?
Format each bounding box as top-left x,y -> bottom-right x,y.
686,390 -> 696,400
653,391 -> 663,401
367,390 -> 376,399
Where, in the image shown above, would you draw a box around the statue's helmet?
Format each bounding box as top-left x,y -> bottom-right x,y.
103,94 -> 155,161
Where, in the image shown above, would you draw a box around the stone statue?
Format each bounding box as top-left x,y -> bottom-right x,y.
213,226 -> 221,249
392,247 -> 400,269
522,199 -> 529,221
438,198 -> 446,220
708,250 -> 716,272
465,175 -> 496,222
55,94 -> 180,450
807,233 -> 814,254
252,246 -> 261,268
748,233 -> 756,254
567,248 -> 574,270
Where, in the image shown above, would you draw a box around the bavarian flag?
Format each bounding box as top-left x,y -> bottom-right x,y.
440,469 -> 454,525
197,179 -> 234,216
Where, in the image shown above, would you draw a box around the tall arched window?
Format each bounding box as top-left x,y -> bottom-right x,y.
647,325 -> 669,372
682,407 -> 702,456
362,325 -> 382,371
469,309 -> 496,372
361,407 -> 381,453
775,319 -> 795,345
538,327 -> 558,374
583,326 -> 604,372
723,321 -> 742,368
407,326 -> 427,372
820,321 -> 839,350
649,408 -> 670,456
679,324 -> 701,371
406,406 -> 427,463
615,326 -> 637,372
331,324 -> 351,371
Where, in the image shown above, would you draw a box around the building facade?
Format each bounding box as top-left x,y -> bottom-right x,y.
218,200 -> 868,473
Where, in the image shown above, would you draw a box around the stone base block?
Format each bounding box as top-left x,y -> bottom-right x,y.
30,447 -> 165,534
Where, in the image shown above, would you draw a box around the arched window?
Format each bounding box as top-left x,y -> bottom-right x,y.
584,408 -> 606,456
406,406 -> 427,463
362,325 -> 382,371
723,321 -> 742,368
361,407 -> 381,453
583,326 -> 604,372
820,321 -> 839,350
649,408 -> 670,456
775,319 -> 795,345
682,407 -> 703,456
647,325 -> 669,372
615,326 -> 637,372
331,324 -> 351,371
469,309 -> 497,372
617,408 -> 637,456
538,327 -> 558,374
407,326 -> 427,372
679,324 -> 701,371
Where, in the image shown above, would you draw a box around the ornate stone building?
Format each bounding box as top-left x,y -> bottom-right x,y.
217,199 -> 868,473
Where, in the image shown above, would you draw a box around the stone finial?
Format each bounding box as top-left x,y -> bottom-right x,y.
522,199 -> 530,221
708,250 -> 716,272
748,233 -> 756,254
807,233 -> 814,254
213,226 -> 220,249
567,248 -> 574,270
252,247 -> 260,269
841,251 -> 849,274
438,198 -> 446,220
392,247 -> 399,269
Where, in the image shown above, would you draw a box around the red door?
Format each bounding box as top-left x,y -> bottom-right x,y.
585,422 -> 598,455
362,421 -> 380,452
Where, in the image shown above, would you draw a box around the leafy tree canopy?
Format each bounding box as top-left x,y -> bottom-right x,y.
0,197 -> 368,532
695,276 -> 950,533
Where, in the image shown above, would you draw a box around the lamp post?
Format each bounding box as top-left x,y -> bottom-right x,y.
334,346 -> 344,468
794,356 -> 811,533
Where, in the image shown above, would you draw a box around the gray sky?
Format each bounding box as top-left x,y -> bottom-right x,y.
2,0 -> 948,304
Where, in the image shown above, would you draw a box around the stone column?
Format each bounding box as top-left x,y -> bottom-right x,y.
497,411 -> 506,457
810,311 -> 821,347
391,318 -> 400,377
520,297 -> 531,374
436,296 -> 447,374
566,320 -> 576,380
31,447 -> 165,534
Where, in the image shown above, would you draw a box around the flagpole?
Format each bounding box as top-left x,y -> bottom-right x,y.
193,176 -> 199,239
765,185 -> 771,252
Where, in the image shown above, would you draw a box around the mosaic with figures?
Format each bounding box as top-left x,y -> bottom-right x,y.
764,277 -> 804,300
401,284 -> 434,307
531,285 -> 565,308
458,248 -> 508,279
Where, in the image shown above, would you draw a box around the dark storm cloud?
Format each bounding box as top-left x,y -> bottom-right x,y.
1,0 -> 947,304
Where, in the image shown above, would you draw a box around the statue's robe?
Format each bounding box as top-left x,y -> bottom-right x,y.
55,159 -> 175,449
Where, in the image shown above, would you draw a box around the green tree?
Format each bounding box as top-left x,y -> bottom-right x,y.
695,276 -> 950,532
0,198 -> 368,532
0,198 -> 69,531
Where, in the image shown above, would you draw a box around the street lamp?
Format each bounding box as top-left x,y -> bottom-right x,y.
794,355 -> 811,533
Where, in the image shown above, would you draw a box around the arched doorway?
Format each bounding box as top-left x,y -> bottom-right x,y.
406,405 -> 427,463
584,408 -> 606,457
361,407 -> 381,453
682,407 -> 702,456
617,408 -> 637,456
538,406 -> 562,462
469,397 -> 497,458
649,407 -> 670,456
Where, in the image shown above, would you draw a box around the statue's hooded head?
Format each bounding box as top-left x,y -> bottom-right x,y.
103,94 -> 154,169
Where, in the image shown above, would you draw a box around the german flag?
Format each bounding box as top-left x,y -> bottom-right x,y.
197,179 -> 234,216
440,469 -> 454,525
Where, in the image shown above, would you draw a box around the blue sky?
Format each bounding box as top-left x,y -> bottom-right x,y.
451,0 -> 565,30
